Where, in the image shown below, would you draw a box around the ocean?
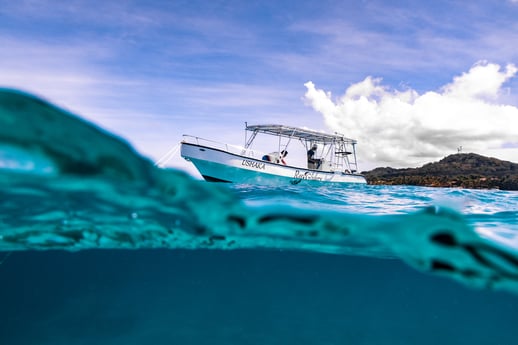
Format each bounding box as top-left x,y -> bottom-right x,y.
1,88 -> 518,344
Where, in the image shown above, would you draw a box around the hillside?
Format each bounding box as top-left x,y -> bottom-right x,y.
363,153 -> 518,190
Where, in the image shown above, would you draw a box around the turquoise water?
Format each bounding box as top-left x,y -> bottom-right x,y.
1,88 -> 518,344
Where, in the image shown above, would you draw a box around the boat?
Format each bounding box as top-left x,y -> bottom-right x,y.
180,124 -> 367,185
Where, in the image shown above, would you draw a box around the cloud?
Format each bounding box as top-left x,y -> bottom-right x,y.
304,62 -> 518,168
287,3 -> 518,93
442,62 -> 517,100
0,34 -> 305,168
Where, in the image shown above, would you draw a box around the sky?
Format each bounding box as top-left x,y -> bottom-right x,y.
1,0 -> 518,175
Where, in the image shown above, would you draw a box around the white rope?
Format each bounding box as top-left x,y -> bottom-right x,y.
154,143 -> 180,168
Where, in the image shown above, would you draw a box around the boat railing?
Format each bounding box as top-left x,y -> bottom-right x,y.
182,135 -> 263,159
182,134 -> 360,173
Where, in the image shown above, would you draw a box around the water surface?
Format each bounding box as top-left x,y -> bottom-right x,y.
1,88 -> 518,344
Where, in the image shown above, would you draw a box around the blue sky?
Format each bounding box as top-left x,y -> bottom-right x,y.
1,0 -> 518,174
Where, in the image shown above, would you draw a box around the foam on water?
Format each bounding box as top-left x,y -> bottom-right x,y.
1,88 -> 518,295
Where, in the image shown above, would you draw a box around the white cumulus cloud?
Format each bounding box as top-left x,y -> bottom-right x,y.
304,62 -> 518,168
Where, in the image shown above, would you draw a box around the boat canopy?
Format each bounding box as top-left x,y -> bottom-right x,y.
245,124 -> 357,145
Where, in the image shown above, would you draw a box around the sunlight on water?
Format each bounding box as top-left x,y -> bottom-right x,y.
0,144 -> 57,175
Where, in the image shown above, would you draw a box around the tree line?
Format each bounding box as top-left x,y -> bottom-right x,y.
363,153 -> 518,190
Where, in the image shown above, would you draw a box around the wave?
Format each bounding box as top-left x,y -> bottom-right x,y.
1,88 -> 518,295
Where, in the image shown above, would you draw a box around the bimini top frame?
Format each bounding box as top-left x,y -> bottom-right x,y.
244,124 -> 361,173
245,124 -> 357,145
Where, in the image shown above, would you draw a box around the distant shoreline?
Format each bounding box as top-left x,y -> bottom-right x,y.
362,153 -> 518,191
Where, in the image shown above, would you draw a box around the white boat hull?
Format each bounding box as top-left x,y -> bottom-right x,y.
181,142 -> 367,185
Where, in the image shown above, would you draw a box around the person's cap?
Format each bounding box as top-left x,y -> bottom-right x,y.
312,144 -> 317,149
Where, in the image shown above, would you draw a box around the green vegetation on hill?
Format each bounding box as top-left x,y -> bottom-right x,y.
363,153 -> 518,190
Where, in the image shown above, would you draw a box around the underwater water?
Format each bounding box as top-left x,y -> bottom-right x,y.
1,88 -> 518,344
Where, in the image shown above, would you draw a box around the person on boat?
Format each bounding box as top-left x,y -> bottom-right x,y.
279,150 -> 288,165
262,150 -> 288,165
307,144 -> 321,169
